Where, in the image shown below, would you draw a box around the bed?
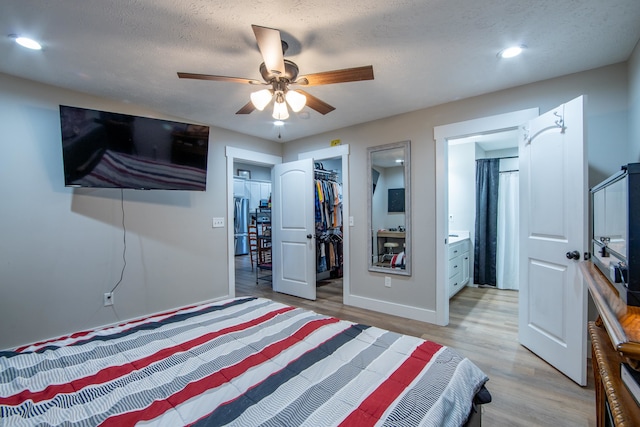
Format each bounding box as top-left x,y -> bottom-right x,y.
0,297 -> 489,426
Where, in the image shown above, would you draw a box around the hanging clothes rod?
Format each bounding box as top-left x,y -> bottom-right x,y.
499,169 -> 519,173
314,169 -> 338,180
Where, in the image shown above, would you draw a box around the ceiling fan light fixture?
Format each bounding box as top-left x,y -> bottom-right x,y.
272,99 -> 289,120
285,90 -> 306,112
250,89 -> 273,111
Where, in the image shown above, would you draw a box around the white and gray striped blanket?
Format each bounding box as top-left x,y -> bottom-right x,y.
0,297 -> 488,426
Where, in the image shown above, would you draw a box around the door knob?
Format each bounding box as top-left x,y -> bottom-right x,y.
307,234 -> 313,239
566,250 -> 580,260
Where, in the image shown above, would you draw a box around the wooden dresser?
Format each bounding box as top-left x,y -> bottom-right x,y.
582,262 -> 640,426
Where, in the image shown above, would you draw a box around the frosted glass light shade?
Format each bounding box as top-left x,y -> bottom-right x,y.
285,90 -> 306,112
250,89 -> 273,111
272,101 -> 289,120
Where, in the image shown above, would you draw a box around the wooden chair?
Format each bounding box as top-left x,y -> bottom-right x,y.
248,224 -> 258,270
256,235 -> 272,285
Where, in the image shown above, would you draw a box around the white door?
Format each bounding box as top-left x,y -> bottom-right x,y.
518,96 -> 587,385
272,159 -> 316,300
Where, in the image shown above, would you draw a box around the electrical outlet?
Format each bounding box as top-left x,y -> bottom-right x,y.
104,292 -> 114,306
384,276 -> 391,288
212,217 -> 224,228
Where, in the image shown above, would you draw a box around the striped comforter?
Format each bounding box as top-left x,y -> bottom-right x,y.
0,297 -> 488,426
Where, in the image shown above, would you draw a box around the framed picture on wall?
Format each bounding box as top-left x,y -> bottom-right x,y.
388,188 -> 405,212
237,169 -> 251,179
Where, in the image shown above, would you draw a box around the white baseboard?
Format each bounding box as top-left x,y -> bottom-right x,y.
345,294 -> 438,324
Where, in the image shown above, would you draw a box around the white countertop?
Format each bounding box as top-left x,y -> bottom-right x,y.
448,230 -> 470,244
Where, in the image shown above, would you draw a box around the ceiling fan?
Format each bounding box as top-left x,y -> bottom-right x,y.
177,25 -> 374,120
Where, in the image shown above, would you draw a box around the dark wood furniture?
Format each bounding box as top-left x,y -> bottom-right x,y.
582,262 -> 640,426
256,235 -> 272,284
248,225 -> 258,271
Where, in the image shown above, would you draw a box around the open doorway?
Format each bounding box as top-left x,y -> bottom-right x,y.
294,144 -> 350,303
447,130 -> 520,311
433,108 -> 539,326
226,145 -> 349,304
231,160 -> 273,291
225,147 -> 281,298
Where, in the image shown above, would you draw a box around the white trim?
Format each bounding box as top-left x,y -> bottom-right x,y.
433,108 -> 538,326
433,109 -> 539,141
346,294 -> 437,324
225,146 -> 282,165
298,144 -> 349,159
298,144 -> 351,302
226,146 -> 282,298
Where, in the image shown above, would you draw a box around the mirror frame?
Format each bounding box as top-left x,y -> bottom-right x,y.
367,140 -> 411,276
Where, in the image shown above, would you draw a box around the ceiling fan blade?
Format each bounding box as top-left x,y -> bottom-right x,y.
177,72 -> 261,85
296,90 -> 335,115
298,65 -> 374,86
252,25 -> 286,76
236,101 -> 256,115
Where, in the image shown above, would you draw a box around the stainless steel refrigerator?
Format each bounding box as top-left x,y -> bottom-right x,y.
234,197 -> 249,255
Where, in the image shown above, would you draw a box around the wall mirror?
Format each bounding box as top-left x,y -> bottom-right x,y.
368,140 -> 411,275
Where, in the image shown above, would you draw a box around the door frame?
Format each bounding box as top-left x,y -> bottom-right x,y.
433,108 -> 539,325
298,144 -> 350,302
226,146 -> 282,297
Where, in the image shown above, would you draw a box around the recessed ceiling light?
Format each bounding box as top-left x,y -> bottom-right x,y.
9,34 -> 42,50
498,45 -> 525,59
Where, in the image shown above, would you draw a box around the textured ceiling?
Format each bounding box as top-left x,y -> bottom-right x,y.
2,0 -> 640,142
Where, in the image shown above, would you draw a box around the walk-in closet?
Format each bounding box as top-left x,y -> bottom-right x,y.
314,162 -> 343,282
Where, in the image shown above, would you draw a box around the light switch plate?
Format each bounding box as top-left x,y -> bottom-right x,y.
349,216 -> 354,226
212,217 -> 224,228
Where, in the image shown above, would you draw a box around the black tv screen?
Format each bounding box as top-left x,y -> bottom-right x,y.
59,105 -> 209,190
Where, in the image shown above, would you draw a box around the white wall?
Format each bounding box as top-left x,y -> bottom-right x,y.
372,166 -> 406,230
448,142 -> 476,283
1,59 -> 634,347
282,63 -> 631,323
0,73 -> 281,350
233,162 -> 272,181
448,142 -> 475,237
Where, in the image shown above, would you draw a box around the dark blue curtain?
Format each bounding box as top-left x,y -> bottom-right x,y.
474,158 -> 500,286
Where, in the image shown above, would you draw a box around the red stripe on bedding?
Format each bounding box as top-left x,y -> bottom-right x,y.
101,317 -> 341,427
338,340 -> 443,427
0,306 -> 296,406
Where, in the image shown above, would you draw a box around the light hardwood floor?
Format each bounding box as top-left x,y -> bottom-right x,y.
235,255 -> 596,426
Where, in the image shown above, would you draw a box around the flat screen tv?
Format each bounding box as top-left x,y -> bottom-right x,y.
59,105 -> 209,190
